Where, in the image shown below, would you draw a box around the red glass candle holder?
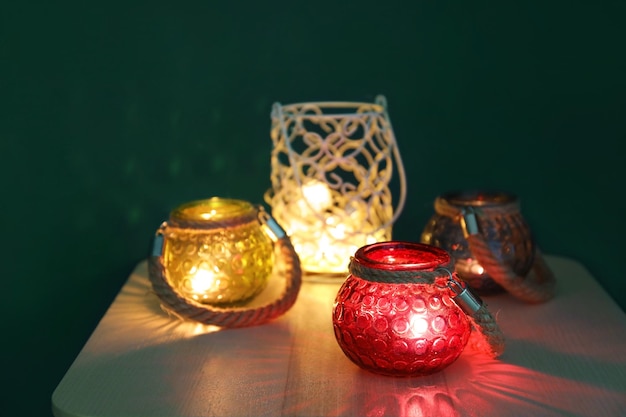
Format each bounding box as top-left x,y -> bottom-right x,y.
332,241 -> 471,377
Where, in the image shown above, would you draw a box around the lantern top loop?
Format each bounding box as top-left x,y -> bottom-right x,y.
272,100 -> 385,118
374,94 -> 387,108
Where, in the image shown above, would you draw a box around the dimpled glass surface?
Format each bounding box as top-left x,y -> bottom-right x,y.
421,191 -> 534,295
333,275 -> 470,376
163,221 -> 274,305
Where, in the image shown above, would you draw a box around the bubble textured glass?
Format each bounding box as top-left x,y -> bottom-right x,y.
332,242 -> 471,377
420,190 -> 534,294
162,198 -> 274,305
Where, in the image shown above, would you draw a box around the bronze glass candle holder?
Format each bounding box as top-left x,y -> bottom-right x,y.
420,191 -> 555,303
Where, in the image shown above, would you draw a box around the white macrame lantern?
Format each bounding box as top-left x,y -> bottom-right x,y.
265,95 -> 406,278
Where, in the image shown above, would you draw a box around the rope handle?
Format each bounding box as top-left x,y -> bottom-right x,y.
444,269 -> 505,359
462,208 -> 556,304
148,236 -> 301,328
466,303 -> 506,358
351,260 -> 505,358
147,207 -> 302,328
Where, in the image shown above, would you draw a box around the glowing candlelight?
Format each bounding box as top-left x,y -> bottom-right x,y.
266,96 -> 407,277
421,190 -> 555,303
160,198 -> 275,305
333,242 -> 472,376
272,179 -> 383,274
148,197 -> 304,328
185,265 -> 220,301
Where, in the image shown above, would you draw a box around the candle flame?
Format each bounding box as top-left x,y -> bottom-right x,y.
189,267 -> 217,294
410,317 -> 429,337
199,209 -> 218,220
301,180 -> 333,212
470,264 -> 485,275
272,178 -> 389,274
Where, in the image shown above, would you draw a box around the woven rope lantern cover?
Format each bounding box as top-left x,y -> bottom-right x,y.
265,95 -> 407,279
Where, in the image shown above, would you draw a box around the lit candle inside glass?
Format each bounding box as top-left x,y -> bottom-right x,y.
455,258 -> 486,276
161,198 -> 275,305
266,96 -> 406,277
272,179 -> 385,275
333,242 -> 471,376
185,265 -> 221,301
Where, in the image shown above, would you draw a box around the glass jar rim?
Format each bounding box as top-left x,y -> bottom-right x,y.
353,241 -> 451,272
169,197 -> 258,228
441,190 -> 518,207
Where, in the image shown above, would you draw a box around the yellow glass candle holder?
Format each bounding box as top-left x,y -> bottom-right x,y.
161,198 -> 274,305
149,197 -> 302,328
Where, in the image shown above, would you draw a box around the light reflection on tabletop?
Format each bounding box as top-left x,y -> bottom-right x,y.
57,257 -> 626,417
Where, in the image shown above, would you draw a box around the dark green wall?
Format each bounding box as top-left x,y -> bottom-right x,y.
2,1 -> 625,416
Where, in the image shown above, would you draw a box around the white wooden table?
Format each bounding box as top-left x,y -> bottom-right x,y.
52,255 -> 626,417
